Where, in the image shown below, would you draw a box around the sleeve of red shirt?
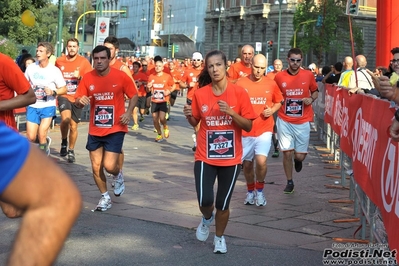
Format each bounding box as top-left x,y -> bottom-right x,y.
3,56 -> 31,95
191,90 -> 201,121
272,83 -> 284,104
123,73 -> 138,99
74,74 -> 89,100
227,64 -> 238,80
309,73 -> 319,92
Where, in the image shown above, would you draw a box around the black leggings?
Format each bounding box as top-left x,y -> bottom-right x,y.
194,161 -> 240,211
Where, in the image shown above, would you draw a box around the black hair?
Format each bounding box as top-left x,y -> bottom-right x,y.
154,55 -> 162,63
287,48 -> 303,58
334,62 -> 343,72
133,61 -> 141,68
321,66 -> 331,76
92,45 -> 111,59
197,50 -> 227,88
104,36 -> 120,49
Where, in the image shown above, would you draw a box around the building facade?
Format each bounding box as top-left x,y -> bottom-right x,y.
204,0 -> 377,68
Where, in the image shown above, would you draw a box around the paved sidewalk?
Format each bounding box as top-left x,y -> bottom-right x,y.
0,96 -> 362,265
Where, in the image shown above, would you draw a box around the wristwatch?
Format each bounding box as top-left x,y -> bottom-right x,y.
395,109 -> 399,122
52,90 -> 57,97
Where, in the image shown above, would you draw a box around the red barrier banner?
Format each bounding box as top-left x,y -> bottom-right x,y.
324,84 -> 399,253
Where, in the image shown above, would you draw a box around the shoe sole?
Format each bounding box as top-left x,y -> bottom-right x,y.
214,250 -> 227,254
67,158 -> 75,163
244,201 -> 254,205
96,204 -> 112,211
256,201 -> 267,206
60,151 -> 67,157
283,190 -> 294,194
114,185 -> 125,197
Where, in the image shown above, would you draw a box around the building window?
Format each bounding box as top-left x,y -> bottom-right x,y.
240,0 -> 246,6
231,0 -> 236,7
251,0 -> 257,4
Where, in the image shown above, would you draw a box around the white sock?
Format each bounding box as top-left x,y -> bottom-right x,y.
102,191 -> 110,199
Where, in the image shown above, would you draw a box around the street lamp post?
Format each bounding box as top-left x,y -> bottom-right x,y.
80,0 -> 86,55
141,9 -> 147,47
167,5 -> 174,59
215,0 -> 225,50
56,0 -> 64,56
274,0 -> 287,59
293,19 -> 317,48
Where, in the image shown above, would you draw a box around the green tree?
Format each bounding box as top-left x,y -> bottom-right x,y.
291,0 -> 364,66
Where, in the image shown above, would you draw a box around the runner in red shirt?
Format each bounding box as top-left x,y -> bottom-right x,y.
167,60 -> 185,120
183,50 -> 257,254
0,53 -> 36,129
75,45 -> 138,211
55,38 -> 92,163
266,59 -> 284,158
147,56 -> 175,142
181,52 -> 204,151
227,44 -> 254,83
0,52 -> 36,218
274,48 -> 318,194
131,61 -> 148,129
236,54 -> 283,207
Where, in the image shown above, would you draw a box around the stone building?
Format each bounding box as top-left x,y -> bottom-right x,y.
204,0 -> 377,68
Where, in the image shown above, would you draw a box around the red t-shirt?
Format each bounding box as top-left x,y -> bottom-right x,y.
133,72 -> 149,97
75,68 -> 137,136
55,55 -> 92,102
274,69 -> 318,124
0,53 -> 31,129
182,67 -> 202,101
169,69 -> 183,90
236,76 -> 284,137
191,82 -> 258,166
148,72 -> 174,103
227,61 -> 252,81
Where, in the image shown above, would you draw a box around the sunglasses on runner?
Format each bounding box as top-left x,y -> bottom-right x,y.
289,58 -> 302,63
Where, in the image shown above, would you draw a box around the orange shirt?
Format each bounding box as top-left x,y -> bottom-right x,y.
148,72 -> 174,103
133,72 -> 148,97
227,61 -> 252,81
191,82 -> 258,166
169,69 -> 183,90
182,67 -> 202,101
0,53 -> 31,129
236,76 -> 284,137
55,55 -> 92,102
75,68 -> 137,136
266,71 -> 279,80
274,69 -> 318,124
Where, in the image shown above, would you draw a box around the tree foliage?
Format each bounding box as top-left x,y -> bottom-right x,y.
0,0 -> 89,56
291,0 -> 364,65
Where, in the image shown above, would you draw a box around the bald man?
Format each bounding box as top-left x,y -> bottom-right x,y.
227,44 -> 254,83
337,56 -> 354,87
346,54 -> 378,95
236,54 -> 283,206
266,59 -> 283,80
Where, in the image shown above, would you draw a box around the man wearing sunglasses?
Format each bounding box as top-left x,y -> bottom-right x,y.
274,48 -> 318,194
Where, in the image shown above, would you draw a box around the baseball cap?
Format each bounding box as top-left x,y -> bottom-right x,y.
192,52 -> 203,61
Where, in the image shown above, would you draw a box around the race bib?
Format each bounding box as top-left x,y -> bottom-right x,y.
206,130 -> 235,159
285,98 -> 304,117
94,105 -> 114,127
66,79 -> 78,95
153,89 -> 165,101
33,85 -> 47,102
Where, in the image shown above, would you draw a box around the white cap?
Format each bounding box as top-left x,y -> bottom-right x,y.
192,52 -> 203,60
308,63 -> 316,70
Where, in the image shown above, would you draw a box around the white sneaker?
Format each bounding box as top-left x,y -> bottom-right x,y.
196,214 -> 214,242
46,136 -> 52,156
113,172 -> 125,197
244,191 -> 255,205
96,196 -> 112,211
255,191 -> 267,207
213,236 -> 227,254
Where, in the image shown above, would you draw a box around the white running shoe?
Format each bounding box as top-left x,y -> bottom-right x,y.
46,136 -> 52,156
196,214 -> 214,242
113,172 -> 125,197
244,191 -> 255,205
255,191 -> 267,207
213,236 -> 227,254
96,196 -> 112,211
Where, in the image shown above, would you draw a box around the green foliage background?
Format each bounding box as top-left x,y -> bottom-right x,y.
0,0 -> 94,58
292,0 -> 364,65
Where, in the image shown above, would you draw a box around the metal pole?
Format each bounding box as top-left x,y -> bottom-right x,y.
167,6 -> 172,59
217,14 -> 221,50
277,1 -> 282,59
56,0 -> 64,57
81,0 -> 86,54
